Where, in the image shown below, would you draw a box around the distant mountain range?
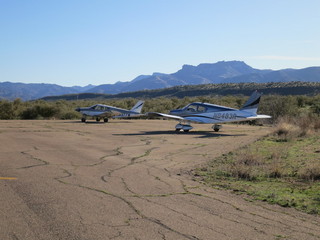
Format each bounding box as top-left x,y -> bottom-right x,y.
1,61 -> 320,100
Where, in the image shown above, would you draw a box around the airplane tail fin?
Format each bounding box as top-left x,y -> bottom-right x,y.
130,100 -> 145,113
240,91 -> 262,114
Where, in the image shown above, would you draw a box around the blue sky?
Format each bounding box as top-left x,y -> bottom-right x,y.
1,0 -> 320,86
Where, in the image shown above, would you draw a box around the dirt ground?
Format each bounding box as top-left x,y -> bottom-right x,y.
0,120 -> 319,240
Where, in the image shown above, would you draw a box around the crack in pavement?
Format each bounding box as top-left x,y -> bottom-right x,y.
146,168 -> 172,188
18,151 -> 49,169
101,146 -> 158,182
71,146 -> 123,168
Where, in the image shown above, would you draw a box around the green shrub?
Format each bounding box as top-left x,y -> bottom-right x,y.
20,104 -> 60,119
59,111 -> 81,120
0,100 -> 15,119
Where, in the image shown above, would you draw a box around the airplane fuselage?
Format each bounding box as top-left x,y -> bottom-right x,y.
75,101 -> 145,122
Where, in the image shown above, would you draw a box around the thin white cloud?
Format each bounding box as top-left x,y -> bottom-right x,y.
250,56 -> 320,61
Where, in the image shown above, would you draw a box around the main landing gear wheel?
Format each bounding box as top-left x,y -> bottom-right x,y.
104,118 -> 109,122
212,124 -> 222,132
96,118 -> 101,122
175,123 -> 193,132
81,118 -> 86,122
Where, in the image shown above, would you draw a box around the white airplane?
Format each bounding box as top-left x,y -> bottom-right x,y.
75,100 -> 144,122
147,91 -> 271,132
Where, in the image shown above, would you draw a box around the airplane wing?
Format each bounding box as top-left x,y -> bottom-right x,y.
148,112 -> 219,123
146,112 -> 211,123
146,112 -> 185,121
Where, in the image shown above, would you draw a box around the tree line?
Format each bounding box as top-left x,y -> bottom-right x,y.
1,94 -> 320,121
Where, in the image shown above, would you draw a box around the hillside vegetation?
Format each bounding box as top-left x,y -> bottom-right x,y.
42,82 -> 320,101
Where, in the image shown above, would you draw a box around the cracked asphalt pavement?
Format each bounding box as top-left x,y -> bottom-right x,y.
0,120 -> 319,240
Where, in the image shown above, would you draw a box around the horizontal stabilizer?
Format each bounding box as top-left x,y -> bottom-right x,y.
247,114 -> 272,120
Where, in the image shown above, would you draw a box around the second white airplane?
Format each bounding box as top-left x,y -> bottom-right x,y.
147,91 -> 271,132
75,100 -> 144,122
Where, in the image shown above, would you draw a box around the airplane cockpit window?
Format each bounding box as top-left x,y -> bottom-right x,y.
197,105 -> 206,112
186,104 -> 197,112
185,104 -> 206,113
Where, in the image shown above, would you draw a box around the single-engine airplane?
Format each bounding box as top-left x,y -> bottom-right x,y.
75,100 -> 144,122
147,91 -> 271,132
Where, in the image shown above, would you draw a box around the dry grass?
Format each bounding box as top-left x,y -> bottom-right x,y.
228,149 -> 259,180
314,117 -> 320,130
226,149 -> 261,180
267,153 -> 284,178
298,163 -> 320,181
273,115 -> 320,140
199,117 -> 320,214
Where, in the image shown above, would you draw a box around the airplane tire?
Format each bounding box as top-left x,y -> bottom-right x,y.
96,118 -> 100,122
213,124 -> 221,132
104,118 -> 109,122
81,118 -> 86,122
183,129 -> 189,132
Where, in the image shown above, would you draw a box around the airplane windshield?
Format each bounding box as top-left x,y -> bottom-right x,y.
92,105 -> 106,111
